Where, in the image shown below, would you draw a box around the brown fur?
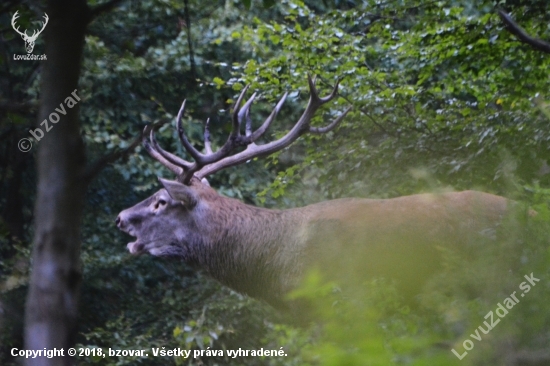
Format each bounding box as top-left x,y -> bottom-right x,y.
117,180 -> 509,308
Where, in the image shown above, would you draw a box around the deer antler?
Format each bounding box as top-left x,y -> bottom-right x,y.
11,11 -> 48,41
144,76 -> 352,184
30,13 -> 49,41
11,11 -> 26,38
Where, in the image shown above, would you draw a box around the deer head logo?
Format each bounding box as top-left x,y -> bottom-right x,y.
11,11 -> 49,54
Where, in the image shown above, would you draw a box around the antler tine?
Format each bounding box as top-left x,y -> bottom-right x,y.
174,99 -> 248,177
309,106 -> 352,134
176,99 -> 203,162
144,76 -> 348,184
204,118 -> 213,154
172,87 -> 255,177
319,77 -> 341,103
195,77 -> 349,179
307,74 -> 341,105
27,13 -> 49,40
37,13 -> 48,34
231,85 -> 251,136
11,11 -> 26,37
238,92 -> 256,135
249,92 -> 288,142
149,128 -> 194,169
142,126 -> 184,176
238,93 -> 256,124
307,74 -> 320,103
245,108 -> 252,137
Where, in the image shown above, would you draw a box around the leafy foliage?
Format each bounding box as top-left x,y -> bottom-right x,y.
1,0 -> 550,365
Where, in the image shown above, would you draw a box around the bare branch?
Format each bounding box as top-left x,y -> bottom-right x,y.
83,121 -> 167,183
326,85 -> 392,136
498,9 -> 550,54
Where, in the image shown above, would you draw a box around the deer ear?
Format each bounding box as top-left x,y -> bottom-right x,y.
158,178 -> 198,208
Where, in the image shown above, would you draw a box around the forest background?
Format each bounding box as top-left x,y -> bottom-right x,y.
1,0 -> 550,365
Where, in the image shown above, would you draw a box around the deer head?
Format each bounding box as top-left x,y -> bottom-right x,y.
11,11 -> 49,54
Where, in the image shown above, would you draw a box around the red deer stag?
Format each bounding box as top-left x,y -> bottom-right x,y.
117,77 -> 510,308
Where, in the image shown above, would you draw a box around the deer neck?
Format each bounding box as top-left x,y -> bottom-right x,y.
197,196 -> 306,305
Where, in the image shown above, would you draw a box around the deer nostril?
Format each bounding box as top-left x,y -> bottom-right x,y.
115,216 -> 121,227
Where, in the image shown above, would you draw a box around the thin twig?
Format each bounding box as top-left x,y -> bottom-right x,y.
183,0 -> 197,83
82,120 -> 167,183
317,76 -> 392,136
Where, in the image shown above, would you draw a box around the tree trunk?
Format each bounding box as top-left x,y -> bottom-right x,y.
24,1 -> 90,365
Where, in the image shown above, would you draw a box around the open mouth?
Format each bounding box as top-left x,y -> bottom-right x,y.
124,228 -> 149,255
127,241 -> 145,255
124,235 -> 173,256
126,236 -> 166,255
121,228 -> 147,255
